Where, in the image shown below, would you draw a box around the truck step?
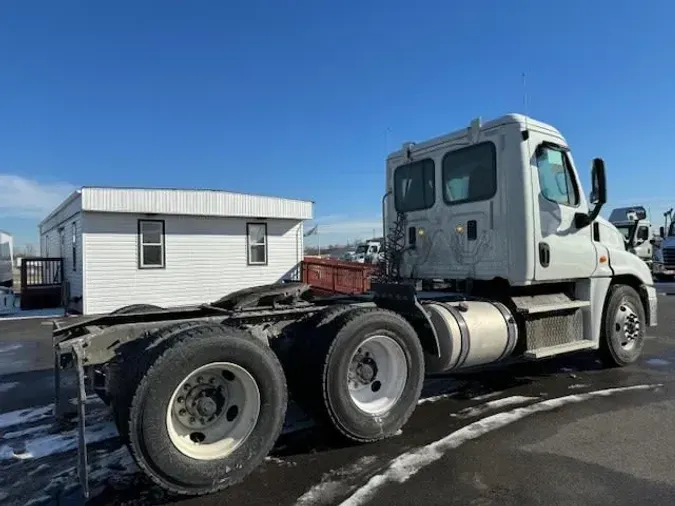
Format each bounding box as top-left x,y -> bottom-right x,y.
517,300 -> 590,314
523,340 -> 596,359
512,293 -> 590,315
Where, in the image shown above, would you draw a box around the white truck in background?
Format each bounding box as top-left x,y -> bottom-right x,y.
52,114 -> 657,499
0,230 -> 13,288
608,206 -> 655,269
353,239 -> 382,263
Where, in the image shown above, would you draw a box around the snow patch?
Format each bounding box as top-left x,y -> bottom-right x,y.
88,447 -> 137,483
0,405 -> 53,430
0,382 -> 18,394
265,456 -> 297,467
417,392 -> 458,405
2,424 -> 50,440
568,384 -> 589,390
470,391 -> 503,402
295,456 -> 379,506
0,421 -> 118,461
338,384 -> 661,506
0,343 -> 22,354
647,358 -> 670,366
450,396 -> 539,419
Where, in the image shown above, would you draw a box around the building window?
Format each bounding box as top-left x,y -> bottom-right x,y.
138,220 -> 165,269
442,142 -> 497,206
72,222 -> 77,271
247,223 -> 267,265
394,158 -> 436,212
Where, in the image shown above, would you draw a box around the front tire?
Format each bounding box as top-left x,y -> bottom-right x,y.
600,284 -> 646,367
295,307 -> 424,443
126,324 -> 287,496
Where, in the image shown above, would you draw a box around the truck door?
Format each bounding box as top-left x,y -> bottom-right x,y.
532,140 -> 597,281
634,224 -> 651,260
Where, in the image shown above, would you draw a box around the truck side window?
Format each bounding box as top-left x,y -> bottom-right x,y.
637,226 -> 649,241
394,158 -> 435,212
535,146 -> 579,206
442,142 -> 496,205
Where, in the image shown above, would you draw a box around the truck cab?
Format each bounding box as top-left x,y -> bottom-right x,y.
653,220 -> 675,279
353,240 -> 381,263
608,206 -> 655,267
384,114 -> 656,360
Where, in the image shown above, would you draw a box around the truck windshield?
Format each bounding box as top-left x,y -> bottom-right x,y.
355,245 -> 368,254
615,225 -> 633,241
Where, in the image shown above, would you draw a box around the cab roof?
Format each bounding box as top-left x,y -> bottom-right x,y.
386,113 -> 564,161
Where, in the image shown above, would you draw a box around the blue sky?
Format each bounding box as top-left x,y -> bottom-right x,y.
1,1 -> 674,249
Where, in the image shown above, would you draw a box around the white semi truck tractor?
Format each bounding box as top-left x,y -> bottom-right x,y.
608,206 -> 655,269
52,114 -> 658,498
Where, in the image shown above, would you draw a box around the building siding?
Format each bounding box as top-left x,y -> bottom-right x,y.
81,187 -> 312,221
39,195 -> 84,312
82,212 -> 303,314
40,192 -> 82,235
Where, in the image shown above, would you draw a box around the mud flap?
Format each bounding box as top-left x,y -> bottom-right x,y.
73,343 -> 90,499
371,281 -> 441,357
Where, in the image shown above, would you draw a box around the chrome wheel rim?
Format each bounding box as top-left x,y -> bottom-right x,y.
347,335 -> 407,415
166,362 -> 260,460
613,301 -> 641,351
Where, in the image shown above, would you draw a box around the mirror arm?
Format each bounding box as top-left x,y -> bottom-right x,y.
575,201 -> 604,229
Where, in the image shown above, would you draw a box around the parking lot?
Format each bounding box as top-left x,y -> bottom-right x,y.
1,287 -> 675,505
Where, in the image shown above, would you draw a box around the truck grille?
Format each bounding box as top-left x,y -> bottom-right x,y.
663,247 -> 675,266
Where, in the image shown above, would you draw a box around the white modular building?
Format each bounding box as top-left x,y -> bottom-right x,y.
39,187 -> 313,315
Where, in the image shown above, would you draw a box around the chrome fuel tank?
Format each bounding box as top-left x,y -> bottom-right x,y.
424,300 -> 518,373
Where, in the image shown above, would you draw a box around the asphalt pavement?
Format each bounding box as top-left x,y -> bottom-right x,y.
1,288 -> 675,505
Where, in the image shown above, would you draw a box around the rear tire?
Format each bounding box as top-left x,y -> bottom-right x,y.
293,307 -> 424,443
107,321 -> 208,442
599,284 -> 646,367
123,324 -> 287,495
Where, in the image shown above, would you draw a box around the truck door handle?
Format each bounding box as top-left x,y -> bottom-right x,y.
539,242 -> 550,267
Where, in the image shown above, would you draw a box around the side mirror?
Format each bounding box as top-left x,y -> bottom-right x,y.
650,238 -> 657,245
589,158 -> 607,205
660,226 -> 665,238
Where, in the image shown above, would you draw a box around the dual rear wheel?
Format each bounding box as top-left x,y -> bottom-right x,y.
111,307 -> 424,496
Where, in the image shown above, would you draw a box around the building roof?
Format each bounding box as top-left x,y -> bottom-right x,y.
40,186 -> 313,226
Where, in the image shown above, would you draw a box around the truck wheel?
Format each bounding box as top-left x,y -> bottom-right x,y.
300,307 -> 424,443
107,321 -> 210,443
600,284 -> 646,367
125,324 -> 287,495
110,304 -> 164,314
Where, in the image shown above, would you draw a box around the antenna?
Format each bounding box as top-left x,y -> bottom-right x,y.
522,72 -> 528,115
